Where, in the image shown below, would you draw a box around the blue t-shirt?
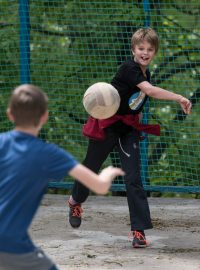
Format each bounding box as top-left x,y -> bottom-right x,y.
0,131 -> 78,254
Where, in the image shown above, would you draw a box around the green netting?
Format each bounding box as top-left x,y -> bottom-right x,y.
0,0 -> 200,193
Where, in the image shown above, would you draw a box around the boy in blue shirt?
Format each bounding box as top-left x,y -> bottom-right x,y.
0,84 -> 124,270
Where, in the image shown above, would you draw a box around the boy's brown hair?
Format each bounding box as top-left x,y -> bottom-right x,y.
131,28 -> 159,54
8,84 -> 48,127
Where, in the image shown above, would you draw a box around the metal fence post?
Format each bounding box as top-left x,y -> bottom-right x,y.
19,0 -> 30,83
140,0 -> 151,188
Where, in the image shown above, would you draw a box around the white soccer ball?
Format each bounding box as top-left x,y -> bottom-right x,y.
83,82 -> 120,119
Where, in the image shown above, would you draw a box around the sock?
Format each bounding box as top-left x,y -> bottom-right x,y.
68,196 -> 78,205
138,230 -> 145,236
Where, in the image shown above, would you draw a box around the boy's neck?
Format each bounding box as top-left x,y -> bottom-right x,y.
138,65 -> 147,77
140,65 -> 147,74
133,57 -> 147,74
14,126 -> 40,137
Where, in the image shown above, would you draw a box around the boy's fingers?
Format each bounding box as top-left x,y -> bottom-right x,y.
181,100 -> 192,114
112,168 -> 125,175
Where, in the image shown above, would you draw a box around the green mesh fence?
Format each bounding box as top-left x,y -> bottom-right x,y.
0,0 -> 200,193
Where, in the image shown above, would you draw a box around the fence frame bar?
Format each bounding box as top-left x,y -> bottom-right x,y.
19,0 -> 30,83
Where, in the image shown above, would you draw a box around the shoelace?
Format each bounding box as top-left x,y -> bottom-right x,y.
71,205 -> 83,217
128,231 -> 149,246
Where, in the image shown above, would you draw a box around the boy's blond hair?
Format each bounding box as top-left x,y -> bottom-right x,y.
131,28 -> 159,54
8,84 -> 48,127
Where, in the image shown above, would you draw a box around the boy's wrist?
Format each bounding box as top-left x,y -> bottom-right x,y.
176,94 -> 183,103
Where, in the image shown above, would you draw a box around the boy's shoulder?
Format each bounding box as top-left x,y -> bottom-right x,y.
120,58 -> 140,70
0,130 -> 10,137
0,130 -> 69,159
0,130 -> 45,149
0,131 -> 12,145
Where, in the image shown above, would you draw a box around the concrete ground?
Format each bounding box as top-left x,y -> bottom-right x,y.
30,194 -> 200,270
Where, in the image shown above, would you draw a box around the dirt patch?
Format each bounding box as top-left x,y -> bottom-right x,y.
30,195 -> 200,270
152,217 -> 200,232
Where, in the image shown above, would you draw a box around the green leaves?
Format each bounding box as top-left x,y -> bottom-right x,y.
0,0 -> 200,189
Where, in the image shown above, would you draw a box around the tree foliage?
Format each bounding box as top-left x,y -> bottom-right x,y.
0,0 -> 199,188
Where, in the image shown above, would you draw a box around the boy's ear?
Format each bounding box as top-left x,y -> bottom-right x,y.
7,108 -> 15,123
40,110 -> 48,125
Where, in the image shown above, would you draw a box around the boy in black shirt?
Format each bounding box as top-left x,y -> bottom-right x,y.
68,28 -> 192,248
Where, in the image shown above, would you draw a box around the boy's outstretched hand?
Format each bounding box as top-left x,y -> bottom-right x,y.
69,164 -> 125,195
99,166 -> 125,194
178,96 -> 192,114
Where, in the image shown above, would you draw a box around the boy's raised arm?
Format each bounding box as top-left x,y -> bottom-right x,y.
137,81 -> 192,114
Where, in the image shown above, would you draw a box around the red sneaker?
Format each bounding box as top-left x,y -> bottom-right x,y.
68,200 -> 83,228
129,230 -> 149,248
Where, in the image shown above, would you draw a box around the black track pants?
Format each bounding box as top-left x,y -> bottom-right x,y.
72,128 -> 153,231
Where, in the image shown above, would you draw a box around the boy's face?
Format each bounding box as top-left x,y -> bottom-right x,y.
133,41 -> 156,67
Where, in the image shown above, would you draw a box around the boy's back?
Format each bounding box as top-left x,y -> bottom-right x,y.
0,130 -> 77,254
